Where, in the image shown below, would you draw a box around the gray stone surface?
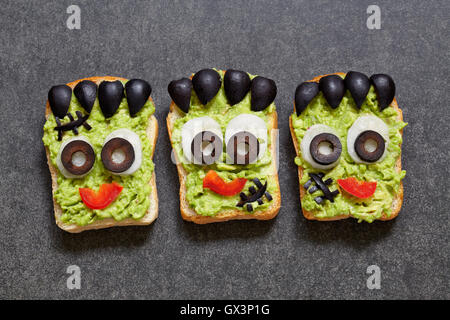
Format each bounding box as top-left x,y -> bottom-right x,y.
0,0 -> 448,299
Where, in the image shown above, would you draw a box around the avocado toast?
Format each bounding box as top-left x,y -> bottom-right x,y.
290,72 -> 406,222
167,69 -> 281,224
43,76 -> 158,233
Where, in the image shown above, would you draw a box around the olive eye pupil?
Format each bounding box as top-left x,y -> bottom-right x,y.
318,141 -> 333,155
346,115 -> 389,164
354,130 -> 385,163
72,151 -> 87,167
309,133 -> 342,165
100,129 -> 142,176
101,137 -> 136,173
364,139 -> 378,153
59,139 -> 95,177
111,149 -> 126,164
300,124 -> 342,170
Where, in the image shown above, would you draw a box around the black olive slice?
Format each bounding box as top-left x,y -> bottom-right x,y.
314,196 -> 324,204
294,82 -> 319,115
309,132 -> 342,165
54,111 -> 89,133
354,130 -> 385,162
252,178 -> 263,188
61,140 -> 95,176
101,137 -> 135,173
224,69 -> 251,105
125,79 -> 152,117
319,75 -> 345,109
237,182 -> 267,207
304,179 -> 312,190
74,80 -> 97,113
190,131 -> 223,165
344,71 -> 370,108
98,80 -> 124,118
168,78 -> 192,113
250,76 -> 277,111
192,69 -> 221,105
226,131 -> 260,165
309,173 -> 336,202
370,74 -> 396,111
48,85 -> 72,118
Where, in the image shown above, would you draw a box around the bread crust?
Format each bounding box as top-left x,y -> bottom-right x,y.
44,76 -> 159,233
289,72 -> 404,221
166,72 -> 281,224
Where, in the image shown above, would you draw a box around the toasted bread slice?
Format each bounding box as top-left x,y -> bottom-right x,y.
166,73 -> 281,224
44,76 -> 158,233
289,72 -> 404,221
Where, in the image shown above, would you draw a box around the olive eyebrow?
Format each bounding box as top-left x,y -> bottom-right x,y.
54,111 -> 91,141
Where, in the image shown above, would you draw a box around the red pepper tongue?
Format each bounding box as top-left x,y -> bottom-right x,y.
203,170 -> 247,196
337,177 -> 377,199
79,182 -> 123,210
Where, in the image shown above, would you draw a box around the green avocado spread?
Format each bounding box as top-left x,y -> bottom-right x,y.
43,80 -> 155,226
171,70 -> 277,216
291,78 -> 406,222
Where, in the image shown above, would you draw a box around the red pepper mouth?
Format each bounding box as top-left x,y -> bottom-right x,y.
203,170 -> 247,196
337,177 -> 377,199
79,182 -> 123,210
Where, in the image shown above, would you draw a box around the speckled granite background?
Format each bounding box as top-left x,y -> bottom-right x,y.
0,0 -> 448,300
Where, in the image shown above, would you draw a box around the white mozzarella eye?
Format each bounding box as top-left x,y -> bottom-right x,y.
57,136 -> 95,178
224,114 -> 268,165
181,116 -> 223,165
300,124 -> 342,170
347,115 -> 389,164
101,129 -> 142,175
